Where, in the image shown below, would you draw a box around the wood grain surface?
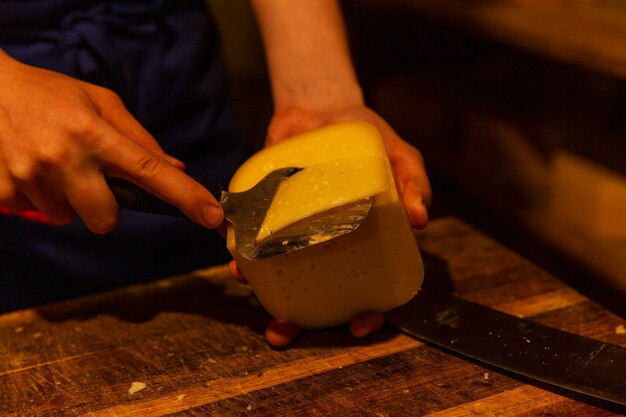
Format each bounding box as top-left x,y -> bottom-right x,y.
1,217 -> 625,416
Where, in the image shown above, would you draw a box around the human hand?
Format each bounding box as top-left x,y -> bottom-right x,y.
266,105 -> 432,229
0,50 -> 223,232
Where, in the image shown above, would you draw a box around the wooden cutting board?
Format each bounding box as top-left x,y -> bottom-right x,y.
1,217 -> 625,416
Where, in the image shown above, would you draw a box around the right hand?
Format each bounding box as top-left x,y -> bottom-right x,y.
0,50 -> 223,233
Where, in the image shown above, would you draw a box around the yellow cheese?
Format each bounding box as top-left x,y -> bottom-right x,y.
257,156 -> 389,243
226,121 -> 423,329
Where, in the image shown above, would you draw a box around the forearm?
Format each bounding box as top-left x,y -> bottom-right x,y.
249,0 -> 363,113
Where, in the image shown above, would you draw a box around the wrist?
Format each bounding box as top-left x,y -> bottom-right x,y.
266,28 -> 365,113
272,76 -> 364,115
251,0 -> 365,114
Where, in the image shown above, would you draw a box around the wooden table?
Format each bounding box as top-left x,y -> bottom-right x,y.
2,217 -> 625,416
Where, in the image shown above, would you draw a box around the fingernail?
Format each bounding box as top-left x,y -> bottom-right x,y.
203,205 -> 223,228
418,199 -> 429,222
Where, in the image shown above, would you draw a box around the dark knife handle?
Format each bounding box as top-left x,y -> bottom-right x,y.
107,177 -> 223,218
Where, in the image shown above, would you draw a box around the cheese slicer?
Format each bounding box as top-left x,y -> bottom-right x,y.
107,167 -> 372,261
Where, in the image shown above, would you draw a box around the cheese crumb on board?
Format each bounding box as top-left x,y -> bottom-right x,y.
128,382 -> 147,395
616,324 -> 626,335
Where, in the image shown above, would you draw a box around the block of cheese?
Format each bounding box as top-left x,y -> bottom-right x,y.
226,121 -> 423,329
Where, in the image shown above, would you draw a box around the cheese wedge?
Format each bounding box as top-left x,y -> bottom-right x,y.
226,121 -> 423,329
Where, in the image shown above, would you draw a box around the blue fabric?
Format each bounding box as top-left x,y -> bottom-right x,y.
0,0 -> 246,311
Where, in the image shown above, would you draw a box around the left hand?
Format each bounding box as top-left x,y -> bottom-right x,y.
231,105 -> 432,347
241,0 -> 431,346
265,105 -> 431,229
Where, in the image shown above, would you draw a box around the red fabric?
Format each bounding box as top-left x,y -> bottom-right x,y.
0,207 -> 52,224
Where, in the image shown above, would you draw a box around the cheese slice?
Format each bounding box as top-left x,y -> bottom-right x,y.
230,122 -> 389,189
226,121 -> 423,329
257,156 -> 389,243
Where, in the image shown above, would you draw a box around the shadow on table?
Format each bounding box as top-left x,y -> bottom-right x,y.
35,270 -> 270,333
34,251 -> 453,348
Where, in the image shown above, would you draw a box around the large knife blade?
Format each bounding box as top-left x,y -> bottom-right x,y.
386,290 -> 626,408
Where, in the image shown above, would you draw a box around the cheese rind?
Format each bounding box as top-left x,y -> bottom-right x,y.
226,121 -> 423,329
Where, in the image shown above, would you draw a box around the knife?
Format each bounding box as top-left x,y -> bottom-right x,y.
386,289 -> 626,409
106,167 -> 372,260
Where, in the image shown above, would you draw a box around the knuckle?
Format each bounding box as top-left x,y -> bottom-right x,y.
94,86 -> 122,105
135,154 -> 165,179
179,182 -> 196,201
68,109 -> 101,140
9,161 -> 37,185
9,150 -> 68,182
37,144 -> 71,169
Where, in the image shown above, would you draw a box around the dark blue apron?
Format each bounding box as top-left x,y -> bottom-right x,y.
0,0 -> 246,311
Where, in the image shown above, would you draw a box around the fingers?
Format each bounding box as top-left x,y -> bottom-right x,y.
0,164 -> 36,213
264,312 -> 385,347
0,143 -> 74,224
4,157 -> 75,225
392,145 -> 431,230
0,59 -> 195,232
17,181 -> 76,226
383,133 -> 432,230
98,122 -> 223,229
350,312 -> 385,338
0,194 -> 36,214
402,177 -> 429,229
228,259 -> 248,285
65,173 -> 120,234
85,89 -> 209,228
265,319 -> 303,347
2,117 -> 220,230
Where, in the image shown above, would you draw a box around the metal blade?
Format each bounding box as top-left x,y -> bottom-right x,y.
222,168 -> 372,260
253,198 -> 373,256
222,167 -> 301,261
386,291 -> 626,407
